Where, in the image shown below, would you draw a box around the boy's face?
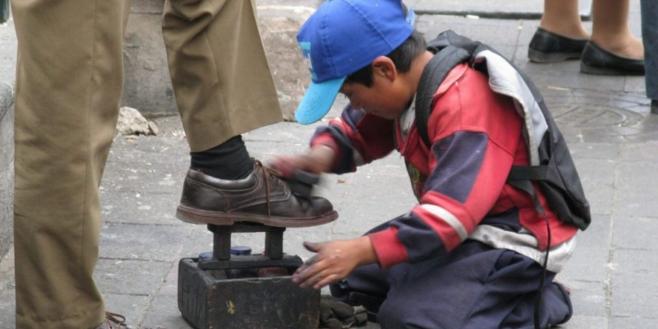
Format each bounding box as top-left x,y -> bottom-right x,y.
339,57 -> 412,120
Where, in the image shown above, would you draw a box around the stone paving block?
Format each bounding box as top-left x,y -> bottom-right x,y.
0,90 -> 12,260
104,139 -> 188,195
179,225 -> 216,259
0,287 -> 14,329
243,121 -> 318,144
560,214 -> 611,283
517,57 -> 628,92
103,293 -> 152,328
560,315 -> 607,329
615,162 -> 658,218
157,260 -> 180,297
94,258 -> 172,295
624,75 -> 647,95
518,53 -> 585,75
0,18 -> 16,86
610,249 -> 658,318
610,316 -> 658,329
568,143 -> 622,160
99,222 -> 188,261
140,294 -> 193,329
102,189 -> 182,226
613,216 -> 658,250
559,280 -> 606,318
573,158 -> 616,216
620,141 -> 658,162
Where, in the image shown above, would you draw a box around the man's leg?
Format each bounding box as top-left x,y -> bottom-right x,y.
641,0 -> 658,114
162,0 -> 280,154
12,0 -> 128,327
162,0 -> 336,227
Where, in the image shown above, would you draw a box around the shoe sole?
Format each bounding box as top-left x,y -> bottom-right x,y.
176,205 -> 338,228
528,49 -> 582,63
580,62 -> 645,76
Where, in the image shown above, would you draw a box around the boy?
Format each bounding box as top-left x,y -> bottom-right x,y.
276,0 -> 577,328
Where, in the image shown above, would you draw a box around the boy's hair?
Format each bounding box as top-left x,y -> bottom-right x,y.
345,31 -> 427,87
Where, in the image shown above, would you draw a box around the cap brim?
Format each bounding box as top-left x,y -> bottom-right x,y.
295,76 -> 346,125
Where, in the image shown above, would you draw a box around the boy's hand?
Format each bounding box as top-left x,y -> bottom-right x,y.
292,236 -> 377,290
270,145 -> 336,177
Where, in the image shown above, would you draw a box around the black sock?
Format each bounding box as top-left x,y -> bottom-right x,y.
190,135 -> 254,180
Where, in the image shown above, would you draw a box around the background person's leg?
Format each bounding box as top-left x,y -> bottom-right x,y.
590,0 -> 644,60
12,0 -> 128,327
641,0 -> 658,113
540,0 -> 589,39
162,0 -> 281,153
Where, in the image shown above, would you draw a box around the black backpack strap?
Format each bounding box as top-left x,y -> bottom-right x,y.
415,46 -> 471,147
508,165 -> 551,181
506,178 -> 545,216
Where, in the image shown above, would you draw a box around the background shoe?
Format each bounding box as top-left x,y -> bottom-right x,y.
94,312 -> 129,329
528,28 -> 587,63
580,42 -> 645,76
176,161 -> 338,227
651,100 -> 658,115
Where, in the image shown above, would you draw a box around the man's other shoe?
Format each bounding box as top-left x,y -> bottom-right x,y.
651,100 -> 658,115
177,162 -> 338,227
94,312 -> 128,329
528,28 -> 588,63
580,42 -> 645,76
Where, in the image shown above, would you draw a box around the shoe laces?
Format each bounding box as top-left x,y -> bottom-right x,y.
256,161 -> 276,217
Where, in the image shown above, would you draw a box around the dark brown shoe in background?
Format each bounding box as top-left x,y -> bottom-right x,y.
176,161 -> 338,227
94,312 -> 129,329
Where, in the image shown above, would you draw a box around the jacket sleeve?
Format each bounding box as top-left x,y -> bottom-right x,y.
310,105 -> 396,174
368,67 -> 521,268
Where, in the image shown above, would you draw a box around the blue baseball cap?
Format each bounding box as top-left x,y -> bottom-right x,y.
295,0 -> 414,125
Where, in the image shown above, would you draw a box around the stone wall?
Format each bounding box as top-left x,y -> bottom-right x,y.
0,83 -> 13,261
122,0 -> 316,120
0,10 -> 15,261
121,0 -> 176,116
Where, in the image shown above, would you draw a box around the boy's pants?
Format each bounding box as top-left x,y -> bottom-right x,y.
641,0 -> 658,101
333,239 -> 573,329
11,0 -> 281,327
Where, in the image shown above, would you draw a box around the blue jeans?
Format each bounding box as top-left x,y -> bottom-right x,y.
642,0 -> 658,100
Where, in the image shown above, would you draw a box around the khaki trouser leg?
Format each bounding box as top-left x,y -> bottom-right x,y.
163,0 -> 282,152
12,0 -> 129,328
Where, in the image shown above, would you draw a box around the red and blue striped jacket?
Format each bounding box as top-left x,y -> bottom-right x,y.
311,63 -> 578,269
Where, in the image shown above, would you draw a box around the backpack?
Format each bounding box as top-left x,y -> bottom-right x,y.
415,30 -> 591,230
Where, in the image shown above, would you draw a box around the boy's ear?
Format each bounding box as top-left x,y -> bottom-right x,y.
371,56 -> 397,82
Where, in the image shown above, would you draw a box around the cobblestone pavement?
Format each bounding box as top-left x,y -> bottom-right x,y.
1,1 -> 656,328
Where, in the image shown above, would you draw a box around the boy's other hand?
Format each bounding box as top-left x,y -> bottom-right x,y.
269,145 -> 335,177
291,237 -> 377,290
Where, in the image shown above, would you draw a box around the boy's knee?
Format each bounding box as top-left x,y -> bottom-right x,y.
376,301 -> 405,329
377,298 -> 426,329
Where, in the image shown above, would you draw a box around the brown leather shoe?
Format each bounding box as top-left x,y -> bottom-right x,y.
176,162 -> 338,227
94,312 -> 129,329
